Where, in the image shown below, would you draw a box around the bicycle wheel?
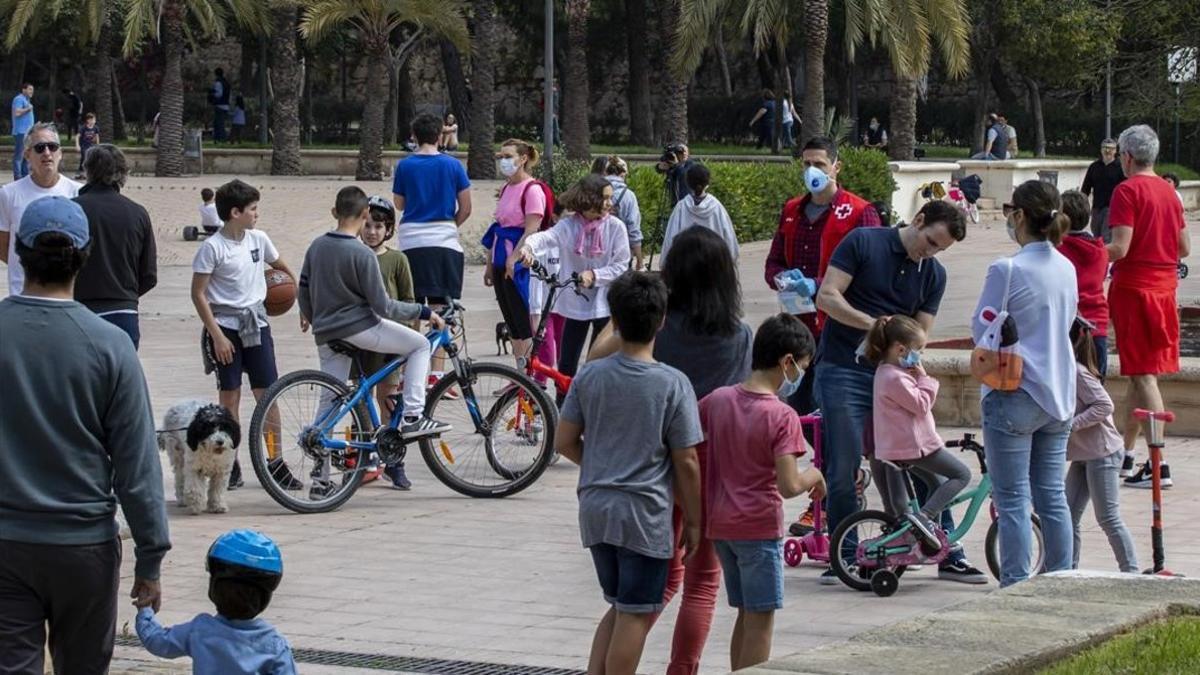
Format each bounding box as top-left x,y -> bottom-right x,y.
966,201 -> 980,224
829,510 -> 908,592
419,362 -> 556,498
985,512 -> 1045,581
248,370 -> 371,514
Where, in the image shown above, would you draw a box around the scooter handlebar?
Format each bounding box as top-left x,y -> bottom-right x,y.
1134,409 -> 1176,423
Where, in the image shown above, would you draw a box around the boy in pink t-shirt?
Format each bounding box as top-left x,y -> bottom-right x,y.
701,313 -> 825,671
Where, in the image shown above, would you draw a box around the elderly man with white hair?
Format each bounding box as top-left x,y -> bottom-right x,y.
1106,124 -> 1191,488
0,122 -> 82,296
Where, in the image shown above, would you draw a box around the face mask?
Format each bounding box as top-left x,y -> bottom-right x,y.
869,122 -> 879,130
778,359 -> 804,398
804,166 -> 830,194
499,157 -> 519,177
1006,215 -> 1019,244
899,349 -> 922,369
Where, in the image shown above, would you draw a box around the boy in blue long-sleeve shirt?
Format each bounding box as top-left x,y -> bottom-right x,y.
137,529 -> 296,674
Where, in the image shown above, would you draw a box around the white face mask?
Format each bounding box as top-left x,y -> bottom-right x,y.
869,122 -> 879,130
1006,215 -> 1019,244
499,157 -> 519,177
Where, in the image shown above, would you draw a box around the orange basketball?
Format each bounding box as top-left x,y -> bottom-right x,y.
264,269 -> 296,316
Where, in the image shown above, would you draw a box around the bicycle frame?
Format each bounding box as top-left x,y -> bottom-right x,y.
522,262 -> 582,393
861,438 -> 992,558
311,319 -> 483,456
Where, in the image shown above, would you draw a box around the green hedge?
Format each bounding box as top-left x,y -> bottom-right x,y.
540,147 -> 896,253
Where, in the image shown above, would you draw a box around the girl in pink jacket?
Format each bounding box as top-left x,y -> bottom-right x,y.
866,316 -> 971,554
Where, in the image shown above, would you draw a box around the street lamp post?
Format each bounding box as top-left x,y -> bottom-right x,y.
543,0 -> 554,179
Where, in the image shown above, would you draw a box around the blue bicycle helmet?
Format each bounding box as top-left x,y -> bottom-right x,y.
207,529 -> 283,576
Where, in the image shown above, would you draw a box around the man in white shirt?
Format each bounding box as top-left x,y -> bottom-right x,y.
0,122 -> 82,296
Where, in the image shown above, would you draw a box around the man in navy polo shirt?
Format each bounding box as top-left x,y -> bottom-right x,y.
814,200 -> 985,585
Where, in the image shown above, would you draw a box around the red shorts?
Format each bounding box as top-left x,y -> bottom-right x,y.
1108,284 -> 1180,376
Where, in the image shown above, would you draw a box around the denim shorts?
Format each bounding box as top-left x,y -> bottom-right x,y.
714,539 -> 785,611
589,543 -> 670,614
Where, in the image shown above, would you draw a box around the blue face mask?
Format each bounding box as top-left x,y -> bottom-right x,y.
804,166 -> 830,194
900,349 -> 922,368
778,359 -> 804,398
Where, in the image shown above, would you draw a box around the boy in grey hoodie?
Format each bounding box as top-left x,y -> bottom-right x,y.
299,187 -> 451,495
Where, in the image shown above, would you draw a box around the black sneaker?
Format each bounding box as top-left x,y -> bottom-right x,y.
818,567 -> 841,586
268,458 -> 304,491
384,463 -> 412,490
1120,453 -> 1136,478
227,459 -> 244,490
905,512 -> 942,555
309,478 -> 335,500
1125,462 -> 1173,489
938,559 -> 988,585
400,416 -> 452,440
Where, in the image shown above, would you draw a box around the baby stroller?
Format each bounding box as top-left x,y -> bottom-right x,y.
952,174 -> 982,224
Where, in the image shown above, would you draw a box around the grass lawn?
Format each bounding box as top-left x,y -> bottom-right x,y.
1039,615 -> 1200,674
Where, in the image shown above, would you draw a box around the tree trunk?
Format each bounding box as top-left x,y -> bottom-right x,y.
772,58 -> 785,154
301,52 -> 313,145
110,61 -> 127,140
625,0 -> 653,145
656,0 -> 688,144
385,62 -> 398,146
888,75 -> 917,161
800,0 -> 827,145
357,41 -> 389,181
439,38 -> 471,138
562,0 -> 592,160
240,36 -> 256,95
467,0 -> 497,179
156,0 -> 185,176
90,23 -> 114,146
397,61 -> 415,141
1026,77 -> 1046,158
713,20 -> 733,99
258,39 -> 270,144
270,4 -> 303,175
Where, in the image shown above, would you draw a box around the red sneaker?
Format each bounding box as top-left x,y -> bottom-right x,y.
428,374 -> 460,400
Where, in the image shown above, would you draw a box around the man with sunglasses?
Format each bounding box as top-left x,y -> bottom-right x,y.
0,122 -> 81,296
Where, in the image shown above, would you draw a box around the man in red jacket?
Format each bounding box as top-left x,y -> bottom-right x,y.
764,136 -> 880,415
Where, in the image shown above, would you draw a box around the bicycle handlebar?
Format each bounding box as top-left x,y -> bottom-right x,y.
529,260 -> 587,296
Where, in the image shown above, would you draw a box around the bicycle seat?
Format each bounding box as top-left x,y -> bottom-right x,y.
327,340 -> 361,357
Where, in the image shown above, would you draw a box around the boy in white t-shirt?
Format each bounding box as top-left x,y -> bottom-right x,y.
191,179 -> 301,490
199,187 -> 222,235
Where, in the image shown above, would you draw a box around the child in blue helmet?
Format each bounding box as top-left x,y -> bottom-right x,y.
136,529 -> 296,674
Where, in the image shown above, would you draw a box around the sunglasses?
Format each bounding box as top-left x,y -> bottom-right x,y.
1002,203 -> 1015,217
32,142 -> 61,154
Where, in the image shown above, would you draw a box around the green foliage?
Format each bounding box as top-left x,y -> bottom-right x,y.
532,152 -> 593,198
998,0 -> 1118,89
622,151 -> 896,253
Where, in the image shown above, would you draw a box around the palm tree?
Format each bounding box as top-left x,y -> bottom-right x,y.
467,0 -> 497,180
121,0 -> 267,177
842,0 -> 971,160
1,0 -> 116,141
270,3 -> 304,175
800,0 -> 828,146
562,0 -> 591,160
300,0 -> 468,181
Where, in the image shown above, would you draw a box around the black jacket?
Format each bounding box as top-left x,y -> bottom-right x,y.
73,184 -> 157,312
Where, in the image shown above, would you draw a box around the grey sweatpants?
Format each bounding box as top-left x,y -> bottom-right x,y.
1066,451 -> 1139,573
872,449 -> 972,519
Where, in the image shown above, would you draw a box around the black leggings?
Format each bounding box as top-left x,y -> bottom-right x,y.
559,317 -> 609,381
492,264 -> 533,340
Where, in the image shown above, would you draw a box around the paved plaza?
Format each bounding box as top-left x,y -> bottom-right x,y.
4,175 -> 1199,674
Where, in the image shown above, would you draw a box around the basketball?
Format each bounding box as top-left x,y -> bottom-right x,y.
264,269 -> 296,316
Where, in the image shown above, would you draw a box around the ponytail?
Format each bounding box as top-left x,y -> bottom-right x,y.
1012,180 -> 1069,245
863,315 -> 924,365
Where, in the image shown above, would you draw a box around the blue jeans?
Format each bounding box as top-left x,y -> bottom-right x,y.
98,312 -> 141,350
12,134 -> 28,180
982,389 -> 1073,587
814,363 -> 874,558
213,107 -> 227,142
713,539 -> 784,611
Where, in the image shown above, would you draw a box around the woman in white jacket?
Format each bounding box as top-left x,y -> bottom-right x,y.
660,162 -> 738,265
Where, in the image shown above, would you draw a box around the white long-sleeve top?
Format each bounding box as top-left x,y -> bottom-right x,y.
972,241 -> 1078,421
524,213 -> 631,321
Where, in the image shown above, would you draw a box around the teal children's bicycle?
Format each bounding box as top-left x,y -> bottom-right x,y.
830,432 -> 1045,596
247,302 -> 557,513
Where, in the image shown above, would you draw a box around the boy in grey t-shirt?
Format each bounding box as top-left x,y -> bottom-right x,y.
557,271 -> 703,675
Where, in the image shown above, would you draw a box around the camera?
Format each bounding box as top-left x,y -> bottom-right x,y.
655,143 -> 687,173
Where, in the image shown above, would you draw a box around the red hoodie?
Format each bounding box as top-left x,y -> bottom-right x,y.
1057,232 -> 1109,337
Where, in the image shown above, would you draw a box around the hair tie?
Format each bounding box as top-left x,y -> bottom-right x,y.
1050,209 -> 1059,219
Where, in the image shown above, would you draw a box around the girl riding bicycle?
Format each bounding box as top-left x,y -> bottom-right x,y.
865,315 -> 972,556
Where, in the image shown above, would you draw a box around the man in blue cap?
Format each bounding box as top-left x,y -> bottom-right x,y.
0,196 -> 171,674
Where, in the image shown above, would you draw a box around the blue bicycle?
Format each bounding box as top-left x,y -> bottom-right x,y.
248,302 -> 556,513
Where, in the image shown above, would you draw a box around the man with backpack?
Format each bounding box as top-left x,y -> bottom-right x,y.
481,139 -> 552,369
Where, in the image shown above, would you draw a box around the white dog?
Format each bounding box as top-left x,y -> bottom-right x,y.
158,401 -> 240,515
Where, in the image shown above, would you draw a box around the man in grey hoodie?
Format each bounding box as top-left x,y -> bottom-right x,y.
0,196 -> 171,673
